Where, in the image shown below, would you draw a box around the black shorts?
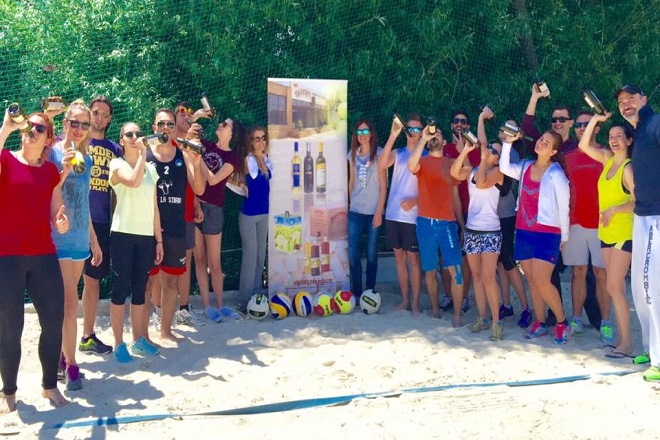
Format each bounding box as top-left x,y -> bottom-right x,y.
110,232 -> 155,306
185,221 -> 196,250
601,239 -> 633,253
196,202 -> 224,235
498,216 -> 517,271
150,236 -> 187,276
84,222 -> 111,280
386,220 -> 419,252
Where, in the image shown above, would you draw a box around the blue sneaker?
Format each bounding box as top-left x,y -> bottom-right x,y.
554,322 -> 570,345
517,308 -> 533,328
205,307 -> 223,323
439,296 -> 453,312
600,320 -> 614,344
525,321 -> 549,339
499,304 -> 514,320
219,306 -> 240,320
114,342 -> 133,363
569,317 -> 583,336
461,298 -> 470,314
131,337 -> 160,356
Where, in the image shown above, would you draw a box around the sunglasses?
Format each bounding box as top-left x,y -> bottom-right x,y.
177,107 -> 193,114
407,127 -> 422,134
574,121 -> 590,129
157,121 -> 175,128
355,128 -> 370,136
485,144 -> 500,156
551,116 -> 571,123
452,117 -> 468,125
252,135 -> 267,142
31,123 -> 48,134
68,120 -> 91,130
123,131 -> 143,139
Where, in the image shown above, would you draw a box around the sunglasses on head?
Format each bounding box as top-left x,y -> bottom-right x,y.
574,121 -> 589,129
123,131 -> 143,139
156,121 -> 175,128
452,117 -> 468,125
31,123 -> 48,134
67,120 -> 91,130
485,144 -> 500,156
551,116 -> 571,123
407,126 -> 422,134
252,135 -> 267,142
221,120 -> 232,128
177,106 -> 193,114
355,128 -> 370,136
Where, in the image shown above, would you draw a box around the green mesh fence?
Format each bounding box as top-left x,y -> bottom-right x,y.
2,0 -> 658,299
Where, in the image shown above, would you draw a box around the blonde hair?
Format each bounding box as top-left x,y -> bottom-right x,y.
65,99 -> 92,155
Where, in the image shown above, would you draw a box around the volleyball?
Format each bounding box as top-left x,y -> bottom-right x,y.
359,289 -> 382,315
293,291 -> 313,317
313,291 -> 334,317
269,293 -> 293,319
333,290 -> 355,314
247,294 -> 270,320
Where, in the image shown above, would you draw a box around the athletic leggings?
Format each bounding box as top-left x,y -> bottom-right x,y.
0,254 -> 64,394
110,232 -> 156,306
238,212 -> 268,304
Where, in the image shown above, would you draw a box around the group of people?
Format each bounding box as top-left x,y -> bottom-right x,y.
0,96 -> 272,411
347,83 -> 660,382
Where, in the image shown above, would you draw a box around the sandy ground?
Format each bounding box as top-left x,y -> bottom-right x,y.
2,258 -> 660,439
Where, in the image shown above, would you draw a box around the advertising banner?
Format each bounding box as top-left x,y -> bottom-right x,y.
267,78 -> 348,297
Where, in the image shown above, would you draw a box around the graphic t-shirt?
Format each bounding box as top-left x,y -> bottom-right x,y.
88,137 -> 122,223
199,139 -> 239,207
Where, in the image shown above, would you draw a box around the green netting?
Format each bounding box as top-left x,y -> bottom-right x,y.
2,0 -> 658,299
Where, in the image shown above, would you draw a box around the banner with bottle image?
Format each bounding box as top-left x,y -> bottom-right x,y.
267,78 -> 349,297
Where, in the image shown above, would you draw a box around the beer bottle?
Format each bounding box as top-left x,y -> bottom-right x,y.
7,103 -> 34,138
583,88 -> 606,116
142,133 -> 168,148
69,142 -> 86,174
176,137 -> 206,155
200,92 -> 216,118
427,116 -> 437,135
40,96 -> 69,113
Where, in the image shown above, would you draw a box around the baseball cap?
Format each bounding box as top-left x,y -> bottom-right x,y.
614,84 -> 645,99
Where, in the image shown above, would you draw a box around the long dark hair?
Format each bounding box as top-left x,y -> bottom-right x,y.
233,125 -> 268,184
350,119 -> 378,162
229,119 -> 246,151
545,130 -> 566,172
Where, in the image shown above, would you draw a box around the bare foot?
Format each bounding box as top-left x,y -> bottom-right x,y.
160,332 -> 183,344
412,306 -> 423,317
43,388 -> 69,408
0,394 -> 16,414
429,308 -> 440,319
452,315 -> 462,328
394,302 -> 410,312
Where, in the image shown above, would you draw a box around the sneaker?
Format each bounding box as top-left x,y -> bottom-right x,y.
219,306 -> 240,320
439,296 -> 453,312
151,312 -> 161,332
633,352 -> 651,365
131,337 -> 160,357
175,309 -> 194,326
600,321 -> 614,344
525,321 -> 549,339
517,308 -> 533,328
65,365 -> 82,391
569,317 -> 583,336
554,322 -> 570,345
205,307 -> 223,323
79,333 -> 113,355
114,342 -> 133,363
468,317 -> 491,333
642,366 -> 660,382
57,353 -> 66,381
461,298 -> 470,314
499,305 -> 514,320
489,322 -> 503,341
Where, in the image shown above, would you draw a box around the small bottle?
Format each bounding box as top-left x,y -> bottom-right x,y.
320,237 -> 330,273
176,137 -> 206,155
311,243 -> 321,277
583,88 -> 606,116
291,141 -> 302,194
427,116 -> 436,135
461,129 -> 480,149
303,142 -> 314,193
200,92 -> 216,118
40,97 -> 68,113
7,103 -> 33,138
536,80 -> 550,97
142,133 -> 169,148
303,241 -> 312,276
69,142 -> 86,174
315,142 -> 326,193
499,122 -> 520,138
393,113 -> 410,137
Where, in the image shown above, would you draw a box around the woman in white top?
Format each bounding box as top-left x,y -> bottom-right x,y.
451,140 -> 505,341
108,122 -> 163,363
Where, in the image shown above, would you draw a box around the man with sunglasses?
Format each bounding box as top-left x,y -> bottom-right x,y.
378,113 -> 426,315
146,108 -> 206,344
616,84 -> 660,381
438,110 -> 479,315
562,111 -> 608,339
79,96 -> 122,356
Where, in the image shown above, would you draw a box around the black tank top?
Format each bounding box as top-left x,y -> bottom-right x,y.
147,147 -> 187,238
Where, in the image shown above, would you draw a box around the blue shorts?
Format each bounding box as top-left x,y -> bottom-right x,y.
514,229 -> 560,264
416,217 -> 462,272
57,249 -> 91,261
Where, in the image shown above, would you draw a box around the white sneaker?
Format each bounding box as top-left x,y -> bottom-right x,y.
175,309 -> 194,326
151,312 -> 161,332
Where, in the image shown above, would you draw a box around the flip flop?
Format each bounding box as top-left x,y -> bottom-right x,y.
605,350 -> 635,359
603,344 -> 617,350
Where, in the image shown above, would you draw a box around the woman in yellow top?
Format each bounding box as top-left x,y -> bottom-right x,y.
578,112 -> 635,358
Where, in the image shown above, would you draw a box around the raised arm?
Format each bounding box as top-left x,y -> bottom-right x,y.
477,106 -> 493,148
578,113 -> 613,165
499,136 -> 525,179
408,126 -> 433,174
182,148 -> 206,195
378,118 -> 404,170
110,144 -> 147,188
449,142 -> 476,181
522,83 -> 548,145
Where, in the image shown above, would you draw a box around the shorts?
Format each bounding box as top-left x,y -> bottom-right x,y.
150,236 -> 187,276
514,229 -> 561,264
464,229 -> 502,255
110,232 -> 155,306
84,222 -> 111,280
498,216 -> 517,270
186,221 -> 196,250
386,219 -> 419,252
601,239 -> 633,253
562,224 -> 605,268
196,202 -> 224,235
57,249 -> 91,261
416,217 -> 462,272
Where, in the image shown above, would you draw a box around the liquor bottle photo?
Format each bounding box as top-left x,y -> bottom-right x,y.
304,142 -> 314,193
315,141 -> 326,193
291,141 -> 302,195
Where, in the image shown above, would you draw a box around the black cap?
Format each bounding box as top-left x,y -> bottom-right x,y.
615,84 -> 645,99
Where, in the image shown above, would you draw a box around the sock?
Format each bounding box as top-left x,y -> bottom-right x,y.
179,304 -> 189,311
558,320 -> 568,326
